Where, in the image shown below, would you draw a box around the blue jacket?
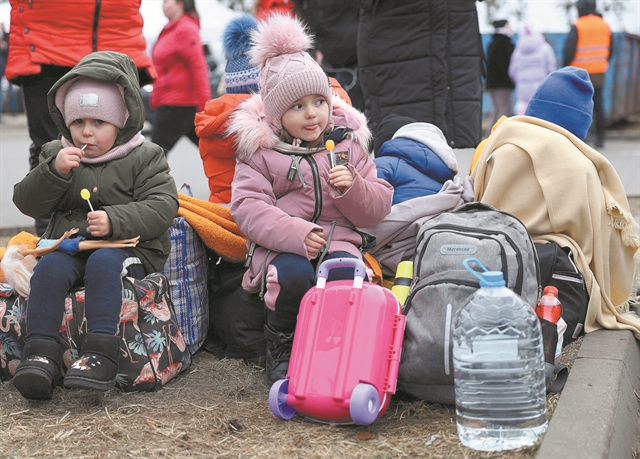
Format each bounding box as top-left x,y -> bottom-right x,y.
375,137 -> 455,205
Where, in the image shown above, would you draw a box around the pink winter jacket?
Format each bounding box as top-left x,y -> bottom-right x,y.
228,94 -> 394,293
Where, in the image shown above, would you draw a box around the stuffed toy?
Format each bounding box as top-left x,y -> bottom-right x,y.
1,229 -> 139,298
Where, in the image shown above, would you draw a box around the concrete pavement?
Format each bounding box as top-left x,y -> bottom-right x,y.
1,113 -> 639,457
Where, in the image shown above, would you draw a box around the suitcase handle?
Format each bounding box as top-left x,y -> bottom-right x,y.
317,258 -> 367,279
316,258 -> 367,289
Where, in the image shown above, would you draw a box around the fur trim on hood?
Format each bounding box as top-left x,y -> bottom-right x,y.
227,93 -> 371,162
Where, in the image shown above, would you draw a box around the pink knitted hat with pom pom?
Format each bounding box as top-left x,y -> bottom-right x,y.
249,14 -> 332,132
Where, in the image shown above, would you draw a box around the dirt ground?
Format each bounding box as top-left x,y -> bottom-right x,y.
0,336 -> 581,459
0,191 -> 636,458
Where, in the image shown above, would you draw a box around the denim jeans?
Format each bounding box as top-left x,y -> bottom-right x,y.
26,248 -> 145,340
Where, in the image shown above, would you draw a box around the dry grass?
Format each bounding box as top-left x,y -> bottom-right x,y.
1,351 -> 552,459
0,229 -> 597,459
0,333 -> 585,459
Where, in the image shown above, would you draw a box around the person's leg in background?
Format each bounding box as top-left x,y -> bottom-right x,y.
151,105 -> 198,155
20,65 -> 72,236
592,85 -> 606,148
0,75 -> 4,123
8,82 -> 20,115
488,88 -> 512,136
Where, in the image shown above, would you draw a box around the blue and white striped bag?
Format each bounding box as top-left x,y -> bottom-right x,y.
161,215 -> 209,353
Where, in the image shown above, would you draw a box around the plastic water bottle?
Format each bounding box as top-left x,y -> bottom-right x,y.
452,258 -> 547,451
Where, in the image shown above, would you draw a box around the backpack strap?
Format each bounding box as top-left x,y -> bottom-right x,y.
545,362 -> 569,394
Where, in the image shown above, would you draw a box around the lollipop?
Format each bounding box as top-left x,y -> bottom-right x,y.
81,188 -> 95,212
326,139 -> 336,168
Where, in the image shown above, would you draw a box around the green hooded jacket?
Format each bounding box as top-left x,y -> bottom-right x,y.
13,51 -> 178,273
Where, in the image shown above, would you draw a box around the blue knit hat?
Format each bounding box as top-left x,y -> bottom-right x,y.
525,66 -> 594,139
224,14 -> 260,94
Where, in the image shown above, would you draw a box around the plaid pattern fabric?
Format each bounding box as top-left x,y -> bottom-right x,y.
161,217 -> 209,354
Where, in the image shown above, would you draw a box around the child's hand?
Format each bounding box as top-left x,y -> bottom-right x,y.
55,146 -> 84,176
87,210 -> 111,238
329,165 -> 354,194
304,229 -> 325,258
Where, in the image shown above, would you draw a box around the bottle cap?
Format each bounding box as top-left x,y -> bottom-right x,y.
479,271 -> 505,287
543,285 -> 558,297
395,260 -> 413,279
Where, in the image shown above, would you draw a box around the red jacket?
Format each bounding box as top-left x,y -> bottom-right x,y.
150,14 -> 211,112
5,0 -> 156,85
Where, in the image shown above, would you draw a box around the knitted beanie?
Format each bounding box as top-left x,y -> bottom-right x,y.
525,66 -> 594,140
61,78 -> 128,128
224,14 -> 260,94
577,0 -> 597,16
249,14 -> 332,132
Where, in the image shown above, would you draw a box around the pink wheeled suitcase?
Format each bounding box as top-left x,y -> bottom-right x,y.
268,258 -> 406,425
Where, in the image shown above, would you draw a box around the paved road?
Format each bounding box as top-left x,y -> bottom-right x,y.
1,114 -> 638,231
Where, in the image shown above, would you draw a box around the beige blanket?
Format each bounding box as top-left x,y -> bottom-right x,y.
472,115 -> 640,337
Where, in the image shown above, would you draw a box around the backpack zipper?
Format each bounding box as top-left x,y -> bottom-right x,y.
404,278 -> 480,315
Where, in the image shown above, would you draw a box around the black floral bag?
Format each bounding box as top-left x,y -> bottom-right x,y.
0,273 -> 191,391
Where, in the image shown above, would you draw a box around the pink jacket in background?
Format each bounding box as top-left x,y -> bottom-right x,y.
228,95 -> 393,293
150,13 -> 211,111
508,29 -> 557,115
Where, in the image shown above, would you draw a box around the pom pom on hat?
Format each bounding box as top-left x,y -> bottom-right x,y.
61,78 -> 128,129
525,66 -> 594,140
249,14 -> 332,132
224,14 -> 260,94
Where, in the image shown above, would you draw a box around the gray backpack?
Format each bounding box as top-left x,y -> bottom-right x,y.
397,202 -> 540,404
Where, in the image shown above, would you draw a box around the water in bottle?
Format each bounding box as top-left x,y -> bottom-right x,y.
453,258 -> 547,451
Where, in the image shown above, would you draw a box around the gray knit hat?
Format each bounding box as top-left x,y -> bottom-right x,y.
249,14 -> 332,132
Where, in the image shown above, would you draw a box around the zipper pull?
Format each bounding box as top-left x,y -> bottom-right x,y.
244,242 -> 256,268
287,159 -> 297,181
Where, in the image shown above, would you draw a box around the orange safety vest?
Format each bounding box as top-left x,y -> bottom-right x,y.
570,15 -> 611,74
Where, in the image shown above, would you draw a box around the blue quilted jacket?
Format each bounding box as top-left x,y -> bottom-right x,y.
375,136 -> 456,205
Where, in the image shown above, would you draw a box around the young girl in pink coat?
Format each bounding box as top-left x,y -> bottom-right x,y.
227,14 -> 393,384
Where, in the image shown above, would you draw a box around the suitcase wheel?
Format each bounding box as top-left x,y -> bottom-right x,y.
268,378 -> 296,420
349,383 -> 380,425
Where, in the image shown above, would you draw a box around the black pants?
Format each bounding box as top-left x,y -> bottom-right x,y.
20,65 -> 73,235
592,86 -> 606,145
20,65 -> 73,170
151,105 -> 199,154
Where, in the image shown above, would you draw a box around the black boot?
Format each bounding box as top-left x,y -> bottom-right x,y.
264,323 -> 294,385
63,333 -> 120,391
13,338 -> 63,400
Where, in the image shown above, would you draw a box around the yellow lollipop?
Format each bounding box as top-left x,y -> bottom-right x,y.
81,188 -> 95,212
325,139 -> 336,168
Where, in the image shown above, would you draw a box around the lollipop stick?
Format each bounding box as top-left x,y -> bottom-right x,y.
86,200 -> 95,212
